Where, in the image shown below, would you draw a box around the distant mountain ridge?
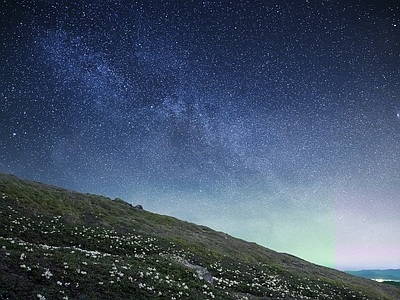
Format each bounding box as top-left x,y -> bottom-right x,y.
346,269 -> 400,281
1,172 -> 400,299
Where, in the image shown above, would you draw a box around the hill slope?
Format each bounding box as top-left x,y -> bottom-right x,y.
1,173 -> 399,299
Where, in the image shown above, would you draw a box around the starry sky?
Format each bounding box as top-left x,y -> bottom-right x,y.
1,0 -> 399,270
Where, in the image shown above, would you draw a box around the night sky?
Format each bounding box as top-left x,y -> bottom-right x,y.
1,0 -> 399,270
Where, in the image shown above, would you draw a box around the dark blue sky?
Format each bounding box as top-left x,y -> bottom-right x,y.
1,0 -> 399,269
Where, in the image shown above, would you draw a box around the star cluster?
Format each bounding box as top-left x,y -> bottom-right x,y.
1,1 -> 399,269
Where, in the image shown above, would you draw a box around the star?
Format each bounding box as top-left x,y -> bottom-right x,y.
1,0 -> 399,270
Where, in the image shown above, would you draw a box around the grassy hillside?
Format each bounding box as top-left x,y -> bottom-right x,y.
1,172 -> 399,299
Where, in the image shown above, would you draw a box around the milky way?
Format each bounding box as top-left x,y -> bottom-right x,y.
1,1 -> 399,269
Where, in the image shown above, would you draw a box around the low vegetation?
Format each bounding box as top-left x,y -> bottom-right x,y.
1,173 -> 399,299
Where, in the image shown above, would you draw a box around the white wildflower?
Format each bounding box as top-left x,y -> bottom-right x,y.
42,269 -> 53,279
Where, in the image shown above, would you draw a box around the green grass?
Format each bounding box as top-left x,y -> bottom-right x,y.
383,281 -> 400,287
1,172 -> 399,299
